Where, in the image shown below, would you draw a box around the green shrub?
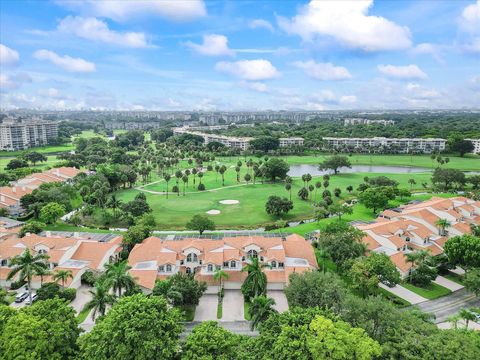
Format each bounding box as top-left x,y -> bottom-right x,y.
9,280 -> 26,290
60,288 -> 77,302
81,270 -> 97,286
37,282 -> 61,300
198,183 -> 206,191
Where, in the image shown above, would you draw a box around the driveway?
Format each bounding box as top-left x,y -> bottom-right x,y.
70,285 -> 92,314
379,283 -> 427,304
194,294 -> 218,321
222,290 -> 244,321
433,276 -> 463,292
267,290 -> 289,312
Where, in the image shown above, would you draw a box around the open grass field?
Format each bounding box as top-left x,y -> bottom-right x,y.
0,155 -> 60,171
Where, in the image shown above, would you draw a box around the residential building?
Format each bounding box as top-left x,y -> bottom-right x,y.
354,197 -> 480,277
466,139 -> 480,154
0,217 -> 24,234
0,117 -> 58,151
323,137 -> 446,153
279,137 -> 304,147
127,234 -> 318,293
0,167 -> 82,215
344,118 -> 395,126
0,231 -> 122,288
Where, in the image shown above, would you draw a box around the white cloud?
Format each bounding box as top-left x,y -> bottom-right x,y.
215,59 -> 280,81
278,0 -> 411,51
340,95 -> 357,104
56,0 -> 207,22
411,43 -> 444,63
293,60 -> 352,80
0,73 -> 32,91
377,64 -> 427,79
185,34 -> 235,56
0,44 -> 20,65
38,88 -> 61,98
33,49 -> 96,72
240,81 -> 268,92
249,19 -> 274,32
459,1 -> 480,52
58,16 -> 148,48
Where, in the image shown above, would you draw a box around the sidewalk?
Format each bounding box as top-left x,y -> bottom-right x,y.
433,275 -> 464,292
379,283 -> 428,304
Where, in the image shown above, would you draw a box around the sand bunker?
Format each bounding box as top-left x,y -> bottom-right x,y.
219,200 -> 239,205
206,210 -> 221,215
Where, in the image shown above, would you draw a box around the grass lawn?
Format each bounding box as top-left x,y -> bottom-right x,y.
0,155 -> 61,171
402,282 -> 451,300
182,305 -> 196,321
76,306 -> 91,324
217,301 -> 223,319
378,288 -> 410,308
0,144 -> 74,157
244,301 -> 251,320
443,272 -> 465,285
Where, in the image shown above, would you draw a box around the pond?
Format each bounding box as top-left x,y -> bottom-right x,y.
287,164 -> 431,177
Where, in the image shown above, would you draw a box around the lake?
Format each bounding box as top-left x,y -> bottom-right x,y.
287,164 -> 431,177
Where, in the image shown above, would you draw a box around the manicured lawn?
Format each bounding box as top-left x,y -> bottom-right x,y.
0,155 -> 60,171
76,306 -> 91,324
244,301 -> 251,320
443,272 -> 464,285
0,144 -> 74,157
402,282 -> 451,300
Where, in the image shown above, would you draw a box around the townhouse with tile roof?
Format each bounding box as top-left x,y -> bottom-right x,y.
355,197 -> 480,277
127,234 -> 318,293
0,231 -> 122,289
0,167 -> 82,215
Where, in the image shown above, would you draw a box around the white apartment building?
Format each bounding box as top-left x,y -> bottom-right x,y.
279,137 -> 304,147
466,139 -> 480,154
323,137 -> 446,153
0,118 -> 58,151
344,118 -> 395,126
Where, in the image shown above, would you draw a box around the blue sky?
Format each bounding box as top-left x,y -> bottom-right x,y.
0,0 -> 479,110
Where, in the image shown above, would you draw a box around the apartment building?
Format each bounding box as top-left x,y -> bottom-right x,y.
344,118 -> 395,126
0,231 -> 122,289
466,139 -> 480,154
279,137 -> 304,147
355,197 -> 480,277
0,118 -> 58,151
128,234 -> 318,292
0,167 -> 82,215
323,137 -> 446,153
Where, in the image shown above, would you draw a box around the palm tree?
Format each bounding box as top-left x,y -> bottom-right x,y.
314,181 -> 321,202
241,257 -> 270,301
105,260 -> 136,298
37,266 -> 51,286
285,183 -> 292,201
248,296 -> 277,330
182,175 -> 188,196
192,168 -> 198,185
405,250 -> 430,283
53,269 -> 73,291
435,219 -> 450,236
408,178 -> 417,190
213,268 -> 229,292
219,166 -> 226,186
7,249 -> 49,305
459,309 -> 476,329
164,174 -> 171,199
107,195 -> 122,218
235,166 -> 241,182
447,314 -> 461,330
84,277 -> 116,320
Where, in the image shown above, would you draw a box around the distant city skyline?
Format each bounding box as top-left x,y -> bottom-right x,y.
1,0 -> 479,111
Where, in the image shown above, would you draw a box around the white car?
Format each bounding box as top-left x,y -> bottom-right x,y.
24,294 -> 38,305
14,292 -> 28,303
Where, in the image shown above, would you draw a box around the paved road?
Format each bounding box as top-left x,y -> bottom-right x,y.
194,294 -> 218,321
415,288 -> 480,323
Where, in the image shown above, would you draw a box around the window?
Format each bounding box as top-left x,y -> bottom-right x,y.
242,256 -> 245,261
260,256 -> 264,262
208,264 -> 213,272
38,249 -> 47,254
216,265 -> 221,270
166,264 -> 172,272
180,260 -> 184,265
187,253 -> 198,262
247,249 -> 258,259
271,261 -> 277,268
278,262 -> 284,269
159,265 -> 164,272
223,262 -> 229,268
230,260 -> 236,268
186,267 -> 191,274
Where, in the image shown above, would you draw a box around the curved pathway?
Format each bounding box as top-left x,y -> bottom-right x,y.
136,182 -> 261,195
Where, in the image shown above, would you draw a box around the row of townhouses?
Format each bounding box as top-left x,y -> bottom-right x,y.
0,167 -> 82,215
128,234 -> 318,293
173,127 -> 304,150
355,197 -> 480,277
0,118 -> 59,151
323,137 -> 447,153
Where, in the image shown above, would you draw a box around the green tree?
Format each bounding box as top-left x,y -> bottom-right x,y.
444,234 -> 480,269
435,218 -> 451,236
358,188 -> 389,214
249,136 -> 280,152
448,136 -> 474,157
431,168 -> 466,191
23,151 -> 48,166
464,268 -> 480,296
328,203 -> 353,220
77,294 -> 183,360
105,260 -> 137,297
459,308 -> 477,328
214,268 -> 229,292
121,224 -> 151,254
244,173 -> 252,185
18,220 -> 45,237
107,195 -> 122,217
319,155 -> 351,175
39,202 -> 66,224
0,298 -> 80,360
53,269 -> 73,290
152,272 -> 207,308
5,158 -> 28,170
186,214 -> 215,235
248,296 -> 277,330
265,195 -> 294,217
307,315 -> 381,360
164,173 -> 171,198
262,158 -> 290,182
7,249 -> 49,305
84,277 -> 116,320
297,186 -> 309,200
241,257 -> 269,301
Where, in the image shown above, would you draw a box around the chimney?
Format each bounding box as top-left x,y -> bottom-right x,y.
12,187 -> 16,193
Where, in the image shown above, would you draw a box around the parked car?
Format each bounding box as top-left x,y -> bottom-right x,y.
14,292 -> 28,303
24,294 -> 38,305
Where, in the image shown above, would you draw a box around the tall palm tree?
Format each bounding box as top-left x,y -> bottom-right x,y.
182,175 -> 188,196
285,183 -> 292,201
248,296 -> 277,330
84,277 -> 116,320
435,219 -> 450,236
459,309 -> 477,329
7,249 -> 49,305
37,266 -> 51,286
213,268 -> 229,292
53,269 -> 73,291
164,174 -> 171,199
241,257 -> 270,301
105,260 -> 136,298
107,195 -> 122,218
405,250 -> 430,283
